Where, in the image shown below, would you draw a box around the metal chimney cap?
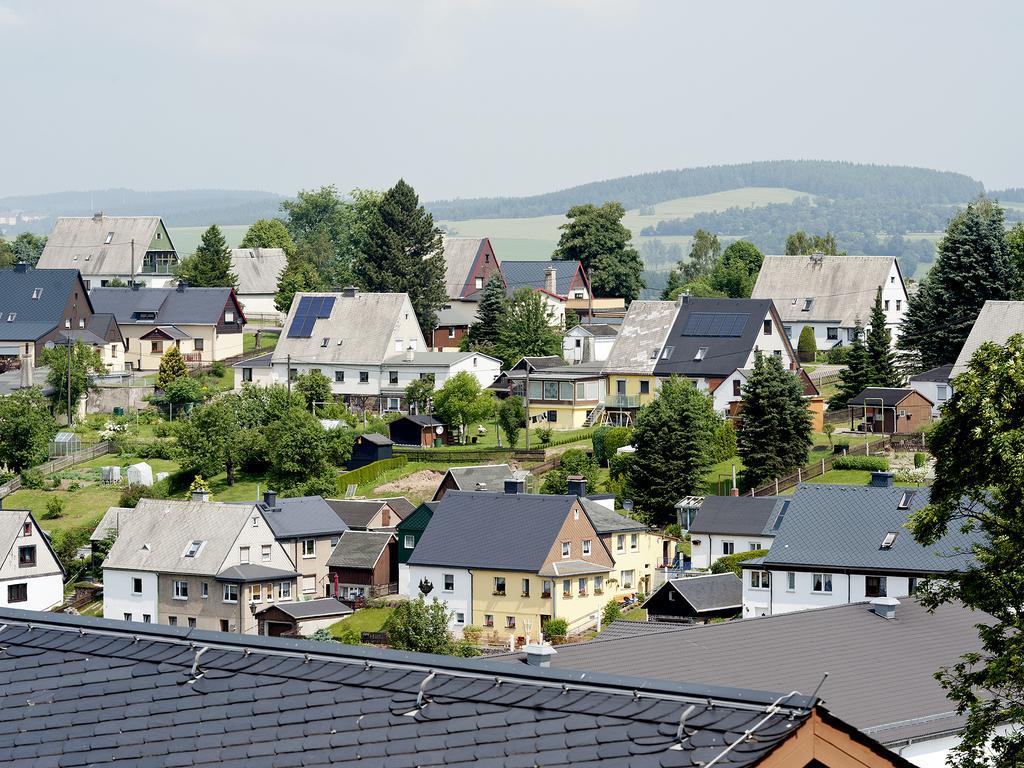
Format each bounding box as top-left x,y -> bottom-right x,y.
870,596 -> 900,619
523,643 -> 557,666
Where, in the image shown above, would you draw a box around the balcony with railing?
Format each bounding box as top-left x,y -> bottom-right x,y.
605,394 -> 641,409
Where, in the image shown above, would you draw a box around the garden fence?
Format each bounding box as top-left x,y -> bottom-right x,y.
0,441 -> 113,499
749,436 -> 891,497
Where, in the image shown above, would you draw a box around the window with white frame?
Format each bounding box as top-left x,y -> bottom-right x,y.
582,539 -> 591,556
561,541 -> 570,558
475,277 -> 483,290
621,570 -> 635,589
594,575 -> 603,594
616,534 -> 625,552
301,539 -> 315,558
201,582 -> 209,599
404,534 -> 415,549
261,544 -> 271,562
812,573 -> 833,593
722,541 -> 735,555
303,575 -> 315,594
184,540 -> 203,558
277,582 -> 291,600
578,577 -> 588,596
748,541 -> 760,551
443,574 -> 455,591
786,572 -> 795,591
521,578 -> 530,597
562,579 -> 571,597
251,585 -> 262,603
630,533 -> 639,551
493,577 -> 505,595
455,612 -> 465,624
223,584 -> 239,603
749,570 -> 770,589
131,577 -> 143,595
173,580 -> 189,600
505,616 -> 516,629
239,546 -> 250,564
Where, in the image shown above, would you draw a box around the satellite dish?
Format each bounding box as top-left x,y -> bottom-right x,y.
435,426 -> 444,435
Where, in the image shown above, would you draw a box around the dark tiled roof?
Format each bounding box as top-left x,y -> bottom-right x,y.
653,297 -> 774,378
501,260 -> 583,297
232,351 -> 273,368
256,597 -> 353,620
368,496 -> 416,518
592,620 -> 691,642
358,432 -> 393,446
0,267 -> 90,342
437,464 -> 515,496
216,564 -> 300,582
257,496 -> 349,539
645,574 -> 743,613
579,498 -> 648,533
909,364 -> 953,383
392,414 -> 444,428
325,500 -> 389,529
689,496 -> 783,537
507,598 -> 987,747
90,286 -> 240,326
759,484 -> 979,573
0,608 -> 826,768
327,530 -> 393,569
409,491 -> 576,571
848,387 -> 929,407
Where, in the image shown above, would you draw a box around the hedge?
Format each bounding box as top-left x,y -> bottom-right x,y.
338,456 -> 408,489
832,455 -> 889,472
710,549 -> 770,577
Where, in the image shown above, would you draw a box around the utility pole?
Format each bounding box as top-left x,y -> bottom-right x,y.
66,339 -> 72,427
287,354 -> 292,398
524,364 -> 530,451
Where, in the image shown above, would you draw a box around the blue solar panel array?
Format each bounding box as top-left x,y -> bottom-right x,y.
287,295 -> 336,338
680,312 -> 749,337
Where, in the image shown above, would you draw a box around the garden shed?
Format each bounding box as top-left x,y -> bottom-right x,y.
388,414 -> 448,448
49,432 -> 80,458
347,433 -> 393,470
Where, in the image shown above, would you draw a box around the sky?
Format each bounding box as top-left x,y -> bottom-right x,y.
1,1 -> 1021,201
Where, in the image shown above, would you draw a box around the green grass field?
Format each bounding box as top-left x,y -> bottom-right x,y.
329,607 -> 394,639
167,225 -> 250,257
243,330 -> 279,354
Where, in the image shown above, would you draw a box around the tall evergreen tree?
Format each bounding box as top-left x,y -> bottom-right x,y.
176,225 -> 237,288
1005,222 -> 1024,300
899,198 -> 1012,371
829,319 -> 870,409
354,180 -> 447,337
464,273 -> 506,350
866,287 -> 900,386
494,288 -> 563,368
626,377 -> 719,526
737,354 -> 813,490
553,202 -> 644,304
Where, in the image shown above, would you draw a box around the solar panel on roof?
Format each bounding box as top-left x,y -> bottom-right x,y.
318,296 -> 335,317
681,312 -> 749,338
287,295 -> 335,338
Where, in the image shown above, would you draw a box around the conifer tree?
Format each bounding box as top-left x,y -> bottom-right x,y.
354,179 -> 447,337
829,319 -> 870,409
866,287 -> 900,386
156,346 -> 190,389
737,353 -> 813,490
464,273 -> 507,350
493,288 -> 563,368
176,225 -> 237,288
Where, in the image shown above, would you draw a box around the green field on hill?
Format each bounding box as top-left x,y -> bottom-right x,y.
167,224 -> 250,256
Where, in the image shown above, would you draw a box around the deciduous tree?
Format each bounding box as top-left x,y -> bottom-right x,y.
494,288 -> 563,368
239,218 -> 296,257
295,370 -> 333,412
41,341 -> 105,425
264,406 -> 333,494
784,230 -> 843,256
553,202 -> 644,304
383,596 -> 478,656
176,225 -> 237,288
540,448 -> 601,495
0,388 -> 58,472
431,372 -> 494,444
496,396 -> 524,449
11,232 -> 47,266
176,396 -> 241,484
404,374 -> 435,415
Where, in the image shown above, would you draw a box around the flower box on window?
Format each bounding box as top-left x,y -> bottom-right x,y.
492,590 -> 506,596
594,589 -> 604,596
562,592 -> 572,599
541,591 -> 552,598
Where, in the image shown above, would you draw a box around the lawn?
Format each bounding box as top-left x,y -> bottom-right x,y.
243,330 -> 279,353
328,607 -> 394,638
620,607 -> 647,622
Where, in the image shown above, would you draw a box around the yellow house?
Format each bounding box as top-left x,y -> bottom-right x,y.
493,356 -> 607,430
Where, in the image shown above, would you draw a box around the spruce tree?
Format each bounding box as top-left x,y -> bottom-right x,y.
899,198 -> 1012,371
829,319 -> 870,409
464,273 -> 506,350
354,180 -> 447,337
866,287 -> 900,387
176,225 -> 237,288
737,354 -> 813,490
156,346 -> 189,389
493,288 -> 563,368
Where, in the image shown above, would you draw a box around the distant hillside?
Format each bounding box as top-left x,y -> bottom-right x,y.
426,160 -> 985,220
0,188 -> 286,233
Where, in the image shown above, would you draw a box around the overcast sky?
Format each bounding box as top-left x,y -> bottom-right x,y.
2,1 -> 1021,200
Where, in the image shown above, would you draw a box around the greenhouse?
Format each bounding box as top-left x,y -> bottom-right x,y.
49,431 -> 81,458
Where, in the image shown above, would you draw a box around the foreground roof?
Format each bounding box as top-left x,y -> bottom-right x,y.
501,260 -> 583,297
952,300 -> 1024,376
256,496 -> 348,539
751,254 -> 899,326
255,596 -> 353,620
434,464 -> 514,497
37,215 -> 169,275
0,607 -> 838,768
229,248 -> 287,295
325,499 -> 394,529
603,300 -> 678,375
909,363 -> 953,383
643,574 -> 744,614
689,495 -> 784,537
509,598 -> 986,748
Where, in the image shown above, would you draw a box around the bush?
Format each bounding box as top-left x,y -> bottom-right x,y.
823,346 -> 851,365
913,452 -> 927,468
42,496 -> 65,520
338,456 -> 408,489
664,523 -> 682,540
210,361 -> 227,378
21,468 -> 45,489
602,600 -> 622,626
67,481 -> 82,492
461,625 -> 483,644
602,427 -> 632,462
797,326 -> 817,363
542,618 -> 568,643
536,427 -> 553,445
119,482 -> 166,508
591,425 -> 611,466
832,455 -> 889,471
711,548 -> 770,576
608,452 -> 632,481
709,420 -> 737,463
152,421 -> 177,438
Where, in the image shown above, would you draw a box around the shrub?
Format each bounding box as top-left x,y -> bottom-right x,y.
461,625 -> 483,644
797,326 -> 817,363
913,452 -> 927,468
591,425 -> 611,466
709,420 -> 737,463
895,468 -> 926,484
663,523 -> 682,539
152,421 -> 176,438
608,452 -> 632,481
42,496 -> 65,520
602,600 -> 622,626
210,361 -> 227,378
711,548 -> 770,576
119,482 -> 166,508
542,618 -> 568,643
824,346 -> 851,365
832,455 -> 889,471
536,427 -> 553,445
21,468 -> 45,489
68,481 -> 82,492
602,427 -> 632,462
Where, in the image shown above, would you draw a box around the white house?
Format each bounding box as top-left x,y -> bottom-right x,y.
908,364 -> 953,417
951,300 -> 1024,376
229,248 -> 287,321
686,495 -> 783,571
751,254 -> 908,350
739,474 -> 980,617
270,288 -> 500,413
562,323 -> 618,364
709,365 -> 819,418
0,509 -> 65,611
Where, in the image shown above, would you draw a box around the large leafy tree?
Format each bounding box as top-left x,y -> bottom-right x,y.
661,229 -> 725,300
899,198 -> 1013,371
40,341 -> 105,425
0,388 -> 58,472
909,333 -> 1024,768
737,354 -> 813,490
176,225 -> 237,288
784,230 -> 843,255
626,377 -> 718,526
294,370 -> 333,412
0,237 -> 14,269
540,448 -> 601,495
383,596 -> 477,656
553,202 -> 644,304
274,255 -> 326,314
264,406 -> 333,494
464,273 -> 506,351
176,396 -> 242,485
11,232 -> 47,266
239,218 -> 296,257
494,288 -> 563,368
431,371 -> 494,444
354,180 -> 447,337
829,319 -> 870,409
866,288 -> 900,387
711,240 -> 764,298
404,374 -> 435,415
496,396 -> 525,448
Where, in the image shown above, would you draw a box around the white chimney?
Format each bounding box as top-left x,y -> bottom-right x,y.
191,489 -> 210,503
404,346 -> 415,363
20,356 -> 32,388
544,266 -> 557,294
871,596 -> 900,620
523,643 -> 557,667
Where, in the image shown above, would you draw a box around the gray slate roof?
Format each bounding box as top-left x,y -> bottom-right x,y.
909,363 -> 953,383
255,596 -> 353,619
326,530 -> 393,569
229,248 -> 287,295
952,300 -> 1024,375
511,597 -> 986,747
751,254 -> 901,326
90,286 -> 240,326
689,496 -> 783,537
567,323 -> 619,338
501,260 -> 584,297
654,297 -> 775,378
0,608 -> 832,768
366,496 -> 415,518
435,464 -> 515,496
644,574 -> 743,613
0,267 -> 91,342
90,506 -> 133,542
409,491 -> 585,571
579,497 -> 648,534
325,499 -> 392,529
603,300 -> 679,375
848,387 -> 930,407
257,496 -> 349,539
759,484 -> 979,573
440,237 -> 487,298
36,215 -> 169,275
216,564 -> 299,582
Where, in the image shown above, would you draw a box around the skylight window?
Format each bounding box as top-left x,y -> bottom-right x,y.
802,298 -> 813,311
880,531 -> 898,549
694,347 -> 708,361
661,345 -> 675,359
104,232 -> 114,245
31,288 -> 42,300
84,254 -> 91,261
897,492 -> 911,510
183,540 -> 204,558
6,313 -> 15,322
649,348 -> 660,360
321,337 -> 330,347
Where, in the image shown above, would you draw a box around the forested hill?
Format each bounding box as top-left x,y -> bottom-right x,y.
426,160 -> 984,220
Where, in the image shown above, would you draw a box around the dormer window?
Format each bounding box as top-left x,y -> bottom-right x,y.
104,232 -> 114,245
880,531 -> 898,549
31,288 -> 42,300
225,311 -> 234,323
694,347 -> 708,361
6,313 -> 15,322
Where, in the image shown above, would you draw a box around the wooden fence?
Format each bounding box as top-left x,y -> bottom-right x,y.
749,436 -> 891,497
395,448 -> 546,464
0,441 -> 113,498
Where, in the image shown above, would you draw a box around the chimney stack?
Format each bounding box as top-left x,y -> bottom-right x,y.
341,286 -> 359,298
263,490 -> 277,509
567,475 -> 586,498
504,477 -> 525,495
544,266 -> 557,294
404,346 -> 415,363
871,596 -> 900,620
523,643 -> 557,667
474,482 -> 487,491
870,471 -> 895,488
92,212 -> 103,222
13,262 -> 28,273
191,489 -> 210,503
